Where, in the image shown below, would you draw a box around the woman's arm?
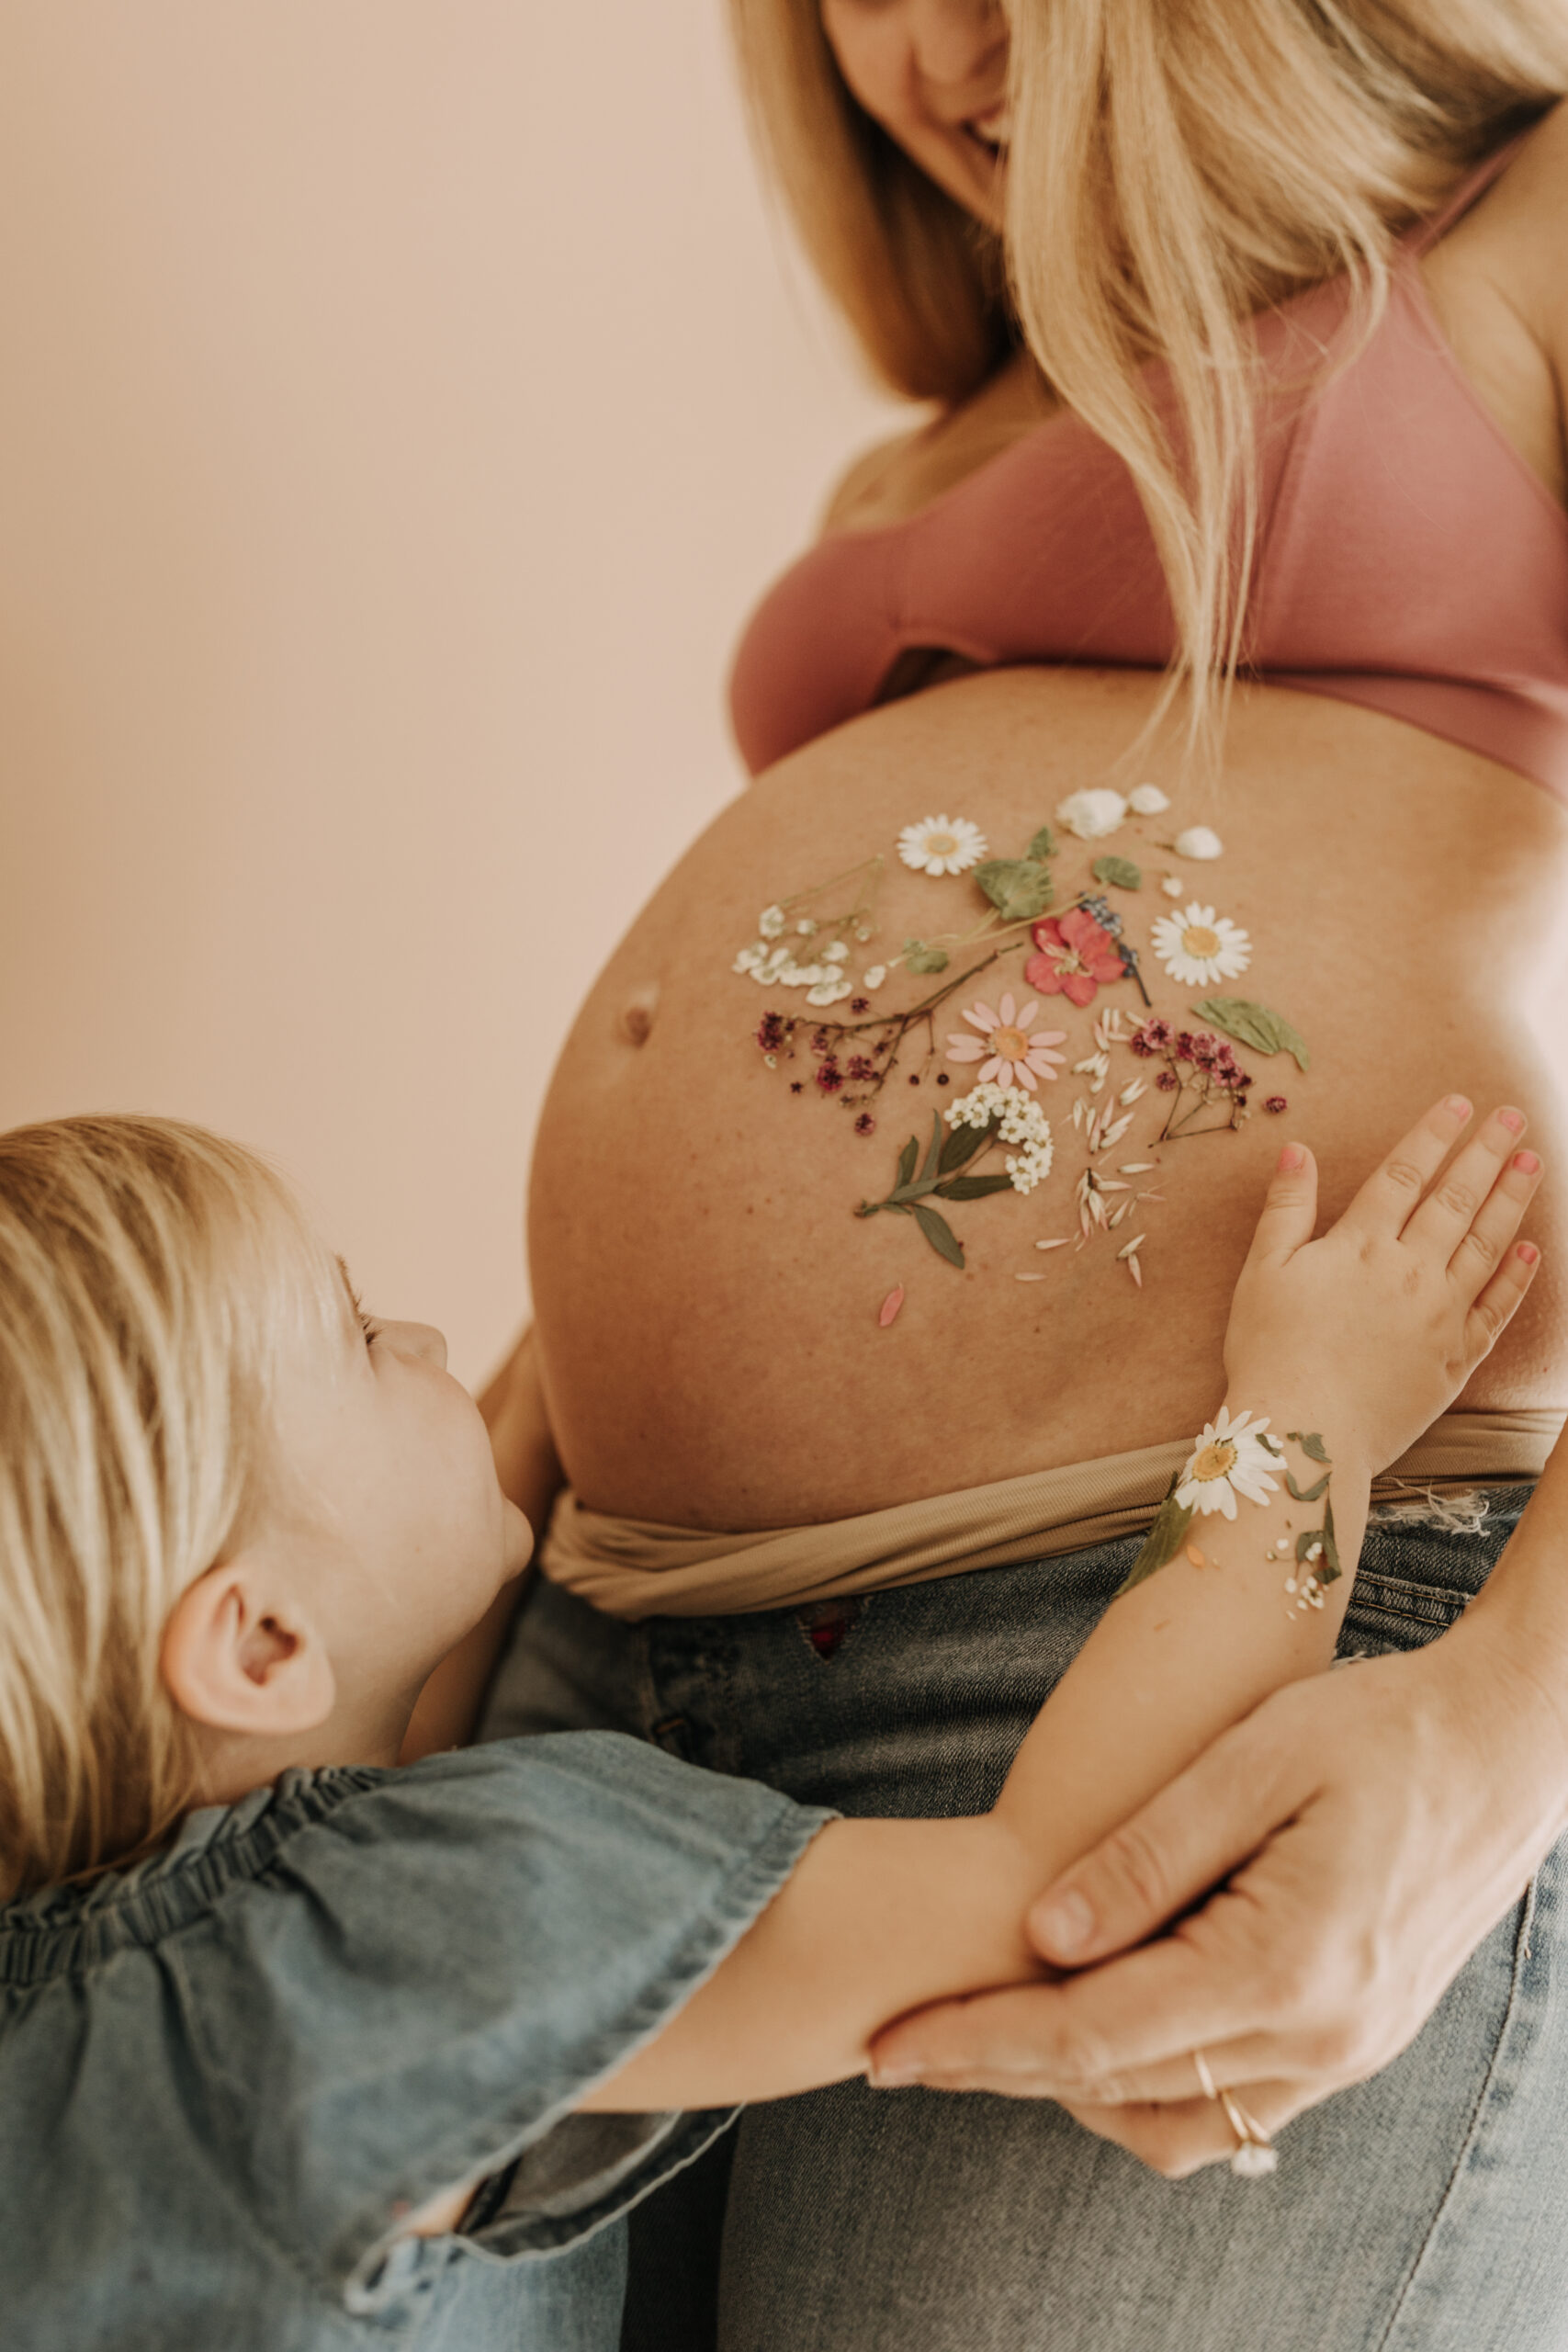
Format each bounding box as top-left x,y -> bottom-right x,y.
583,1099 -> 1541,2111
863,1432 -> 1568,2176
400,1326 -> 564,1761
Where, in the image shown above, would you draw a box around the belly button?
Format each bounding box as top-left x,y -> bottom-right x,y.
618,983 -> 660,1046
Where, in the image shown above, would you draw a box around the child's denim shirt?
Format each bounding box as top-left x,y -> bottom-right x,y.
0,1732 -> 830,2352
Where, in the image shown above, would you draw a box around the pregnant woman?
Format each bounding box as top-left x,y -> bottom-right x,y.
476,4 -> 1568,2345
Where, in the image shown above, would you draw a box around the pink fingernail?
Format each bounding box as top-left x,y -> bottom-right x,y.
1035,1890 -> 1095,1955
1446,1095 -> 1472,1121
1517,1242 -> 1540,1265
1514,1151 -> 1540,1176
869,2064 -> 925,2089
1499,1110 -> 1525,1135
1277,1143 -> 1304,1172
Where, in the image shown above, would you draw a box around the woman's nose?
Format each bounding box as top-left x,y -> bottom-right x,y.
907,0 -> 1008,96
379,1319 -> 448,1372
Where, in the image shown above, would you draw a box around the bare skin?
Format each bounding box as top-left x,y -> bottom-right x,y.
532,674 -> 1567,1527
527,108 -> 1568,1532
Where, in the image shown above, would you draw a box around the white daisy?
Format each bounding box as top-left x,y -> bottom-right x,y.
1174,825 -> 1224,860
1151,902 -> 1252,988
897,814 -> 988,876
1055,787 -> 1127,841
1129,784 -> 1170,814
1174,1407 -> 1280,1520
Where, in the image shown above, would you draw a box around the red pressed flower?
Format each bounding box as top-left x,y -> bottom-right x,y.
1264,1094 -> 1289,1114
1023,908 -> 1127,1009
816,1061 -> 844,1093
847,1055 -> 876,1082
854,1113 -> 875,1136
1156,1069 -> 1179,1091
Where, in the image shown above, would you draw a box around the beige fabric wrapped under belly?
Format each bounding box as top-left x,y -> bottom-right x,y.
541,1408 -> 1562,1622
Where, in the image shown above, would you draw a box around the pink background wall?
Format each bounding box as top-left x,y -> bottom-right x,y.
0,5 -> 902,1383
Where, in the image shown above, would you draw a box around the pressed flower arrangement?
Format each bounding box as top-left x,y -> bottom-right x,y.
731,784 -> 1314,1287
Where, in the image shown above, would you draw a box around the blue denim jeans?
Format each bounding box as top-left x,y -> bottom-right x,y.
484,1486 -> 1568,2352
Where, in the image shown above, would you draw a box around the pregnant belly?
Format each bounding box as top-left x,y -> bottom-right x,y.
530,668 -> 1568,1529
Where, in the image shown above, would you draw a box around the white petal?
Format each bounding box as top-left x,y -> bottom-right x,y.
1055,787 -> 1128,841
1174,826 -> 1224,860
1129,784 -> 1170,814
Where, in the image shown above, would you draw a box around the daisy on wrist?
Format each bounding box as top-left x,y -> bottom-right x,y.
1174,1406 -> 1281,1519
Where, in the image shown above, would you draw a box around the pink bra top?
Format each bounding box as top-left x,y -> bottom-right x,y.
729,136 -> 1568,802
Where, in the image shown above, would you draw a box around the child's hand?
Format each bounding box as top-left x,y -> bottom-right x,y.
1222,1095 -> 1542,1476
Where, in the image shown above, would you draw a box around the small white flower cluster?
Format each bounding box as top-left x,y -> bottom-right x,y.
735,909 -> 886,1006
945,1082 -> 1055,1194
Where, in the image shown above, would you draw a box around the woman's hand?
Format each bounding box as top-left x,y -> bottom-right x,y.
1221,1094 -> 1542,1477
867,1611 -> 1568,2174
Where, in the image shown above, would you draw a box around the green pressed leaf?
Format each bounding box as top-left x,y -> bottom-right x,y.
896,1136 -> 919,1191
912,1203 -> 966,1268
1114,1494 -> 1196,1596
938,1118 -> 992,1175
1026,823 -> 1057,863
902,939 -> 951,975
919,1111 -> 944,1182
1295,1528 -> 1321,1565
1258,1433 -> 1283,1456
974,859 -> 1055,922
1091,854 -> 1143,891
1287,1431 -> 1331,1464
1191,998 -> 1312,1071
935,1171 -> 1015,1201
1285,1470 -> 1332,1503
1320,1497 -> 1342,1579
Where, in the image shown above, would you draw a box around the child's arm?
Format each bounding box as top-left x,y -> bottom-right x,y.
576,1098 -> 1540,2111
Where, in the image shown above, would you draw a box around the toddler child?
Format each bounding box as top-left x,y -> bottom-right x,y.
0,1101 -> 1542,2350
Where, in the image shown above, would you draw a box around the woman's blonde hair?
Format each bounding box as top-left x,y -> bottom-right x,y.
729,0 -> 1568,768
0,1115 -> 339,1900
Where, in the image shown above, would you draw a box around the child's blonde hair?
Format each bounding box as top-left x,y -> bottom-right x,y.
0,1115 -> 340,1900
728,0 -> 1568,774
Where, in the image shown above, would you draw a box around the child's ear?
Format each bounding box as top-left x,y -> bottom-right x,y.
161,1557 -> 336,1736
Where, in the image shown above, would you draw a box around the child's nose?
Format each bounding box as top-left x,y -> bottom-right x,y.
380,1320 -> 448,1372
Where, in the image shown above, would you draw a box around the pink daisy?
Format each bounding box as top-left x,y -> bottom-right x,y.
1023,908 -> 1127,1009
945,992 -> 1067,1091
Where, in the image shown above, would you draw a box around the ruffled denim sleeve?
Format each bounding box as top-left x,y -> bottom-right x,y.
0,1729 -> 829,2332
